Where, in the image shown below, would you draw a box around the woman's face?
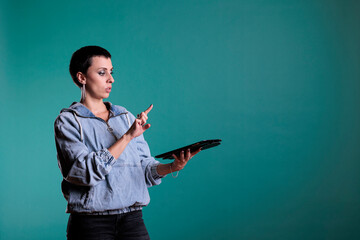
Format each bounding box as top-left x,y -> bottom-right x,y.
83,56 -> 114,100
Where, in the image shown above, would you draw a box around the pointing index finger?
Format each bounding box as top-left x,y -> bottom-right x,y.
144,104 -> 153,114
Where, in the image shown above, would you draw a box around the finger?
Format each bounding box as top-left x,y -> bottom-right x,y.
137,113 -> 148,123
180,150 -> 184,161
191,148 -> 202,157
140,116 -> 147,125
172,154 -> 178,161
142,123 -> 151,130
137,115 -> 145,125
136,119 -> 143,127
140,112 -> 148,120
185,149 -> 191,160
144,104 -> 153,115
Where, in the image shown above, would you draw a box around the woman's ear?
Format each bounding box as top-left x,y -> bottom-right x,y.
77,72 -> 86,85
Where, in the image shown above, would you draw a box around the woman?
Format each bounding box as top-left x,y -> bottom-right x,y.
54,45 -> 201,240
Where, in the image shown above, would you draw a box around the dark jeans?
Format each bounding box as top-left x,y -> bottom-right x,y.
67,210 -> 150,240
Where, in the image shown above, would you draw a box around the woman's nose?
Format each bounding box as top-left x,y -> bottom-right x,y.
108,73 -> 114,83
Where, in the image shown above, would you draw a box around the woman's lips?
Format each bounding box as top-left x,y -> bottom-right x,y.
106,87 -> 112,93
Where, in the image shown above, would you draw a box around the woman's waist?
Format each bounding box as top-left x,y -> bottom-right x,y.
69,205 -> 143,215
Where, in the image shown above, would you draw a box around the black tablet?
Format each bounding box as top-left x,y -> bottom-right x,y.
155,139 -> 222,159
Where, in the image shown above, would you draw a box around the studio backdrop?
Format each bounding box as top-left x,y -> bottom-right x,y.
0,0 -> 359,239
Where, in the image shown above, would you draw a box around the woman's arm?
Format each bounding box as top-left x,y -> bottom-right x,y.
108,105 -> 153,159
108,104 -> 201,177
55,105 -> 153,187
107,133 -> 132,159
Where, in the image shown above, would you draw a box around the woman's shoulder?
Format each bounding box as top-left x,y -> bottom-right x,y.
54,111 -> 77,129
54,102 -> 81,126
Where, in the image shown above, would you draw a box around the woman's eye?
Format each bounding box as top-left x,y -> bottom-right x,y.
99,71 -> 105,76
110,71 -> 113,75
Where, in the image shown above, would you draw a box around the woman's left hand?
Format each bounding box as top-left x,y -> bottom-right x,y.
171,148 -> 202,171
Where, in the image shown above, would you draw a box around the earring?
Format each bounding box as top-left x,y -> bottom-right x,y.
80,84 -> 86,102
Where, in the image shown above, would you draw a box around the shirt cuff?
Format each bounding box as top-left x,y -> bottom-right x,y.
100,148 -> 116,167
151,163 -> 166,179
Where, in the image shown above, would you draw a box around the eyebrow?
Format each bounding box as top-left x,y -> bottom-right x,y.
97,67 -> 113,70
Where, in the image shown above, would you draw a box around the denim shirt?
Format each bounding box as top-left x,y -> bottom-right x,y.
54,102 -> 163,214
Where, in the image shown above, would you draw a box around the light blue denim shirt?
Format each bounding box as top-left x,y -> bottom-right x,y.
54,102 -> 163,214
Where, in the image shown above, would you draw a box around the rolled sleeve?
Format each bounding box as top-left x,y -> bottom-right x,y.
100,148 -> 116,167
54,113 -> 117,187
150,163 -> 165,179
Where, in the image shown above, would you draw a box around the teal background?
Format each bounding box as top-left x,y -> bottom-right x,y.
1,0 -> 359,239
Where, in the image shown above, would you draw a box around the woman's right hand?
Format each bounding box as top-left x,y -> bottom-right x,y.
125,104 -> 153,140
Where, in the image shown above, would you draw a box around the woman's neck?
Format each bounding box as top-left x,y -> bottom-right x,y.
81,97 -> 108,115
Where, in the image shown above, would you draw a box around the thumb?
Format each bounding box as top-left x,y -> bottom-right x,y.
143,123 -> 151,130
